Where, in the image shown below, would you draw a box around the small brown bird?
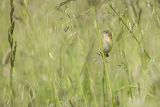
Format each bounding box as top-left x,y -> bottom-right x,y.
102,30 -> 112,57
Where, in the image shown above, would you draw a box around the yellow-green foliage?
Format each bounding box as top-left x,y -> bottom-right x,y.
0,0 -> 160,107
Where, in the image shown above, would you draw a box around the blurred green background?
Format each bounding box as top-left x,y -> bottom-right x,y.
0,0 -> 160,107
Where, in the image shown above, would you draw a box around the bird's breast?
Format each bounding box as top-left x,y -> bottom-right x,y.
103,42 -> 111,53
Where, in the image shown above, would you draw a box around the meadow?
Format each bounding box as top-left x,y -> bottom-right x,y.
0,0 -> 160,107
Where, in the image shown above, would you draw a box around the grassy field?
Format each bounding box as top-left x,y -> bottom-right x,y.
0,0 -> 160,107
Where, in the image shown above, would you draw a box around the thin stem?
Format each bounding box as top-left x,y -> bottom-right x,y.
93,8 -> 113,107
108,4 -> 151,60
8,0 -> 17,106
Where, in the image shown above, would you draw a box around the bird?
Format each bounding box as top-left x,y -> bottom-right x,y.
102,30 -> 112,57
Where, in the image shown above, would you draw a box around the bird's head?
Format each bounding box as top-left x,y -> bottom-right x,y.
103,30 -> 112,43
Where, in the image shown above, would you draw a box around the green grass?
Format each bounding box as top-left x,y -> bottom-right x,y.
1,0 -> 160,107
